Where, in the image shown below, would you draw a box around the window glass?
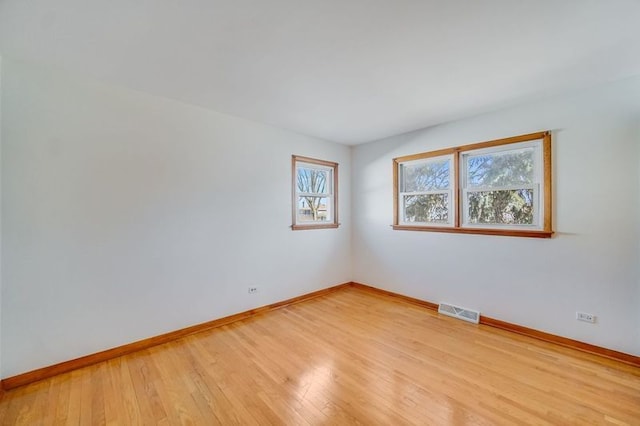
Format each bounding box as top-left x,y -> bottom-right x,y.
465,147 -> 535,188
466,189 -> 534,225
402,194 -> 450,224
401,159 -> 450,192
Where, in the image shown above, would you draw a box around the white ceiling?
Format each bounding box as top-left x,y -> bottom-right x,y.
1,1 -> 640,144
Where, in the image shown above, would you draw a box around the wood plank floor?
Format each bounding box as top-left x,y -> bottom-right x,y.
1,286 -> 639,425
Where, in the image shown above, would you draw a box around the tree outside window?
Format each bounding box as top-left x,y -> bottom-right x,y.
393,132 -> 552,238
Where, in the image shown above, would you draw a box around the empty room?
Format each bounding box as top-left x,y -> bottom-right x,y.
0,0 -> 639,424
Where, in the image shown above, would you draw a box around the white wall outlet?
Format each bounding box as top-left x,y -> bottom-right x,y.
248,286 -> 258,294
576,312 -> 596,323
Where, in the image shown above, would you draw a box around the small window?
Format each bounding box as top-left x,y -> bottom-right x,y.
393,132 -> 552,238
292,155 -> 339,230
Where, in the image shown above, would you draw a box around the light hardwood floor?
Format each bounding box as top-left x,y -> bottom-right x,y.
0,286 -> 639,425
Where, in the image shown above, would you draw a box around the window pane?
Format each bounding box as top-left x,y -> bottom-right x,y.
466,148 -> 534,188
402,159 -> 450,192
297,196 -> 331,222
467,189 -> 534,225
296,167 -> 330,194
403,194 -> 449,224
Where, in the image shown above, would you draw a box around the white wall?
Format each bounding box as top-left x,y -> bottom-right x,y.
0,55 -> 3,377
2,57 -> 638,379
0,58 -> 351,377
637,118 -> 640,343
352,76 -> 640,356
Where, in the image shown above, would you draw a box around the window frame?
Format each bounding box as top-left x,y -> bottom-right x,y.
292,155 -> 339,230
392,131 -> 552,238
398,153 -> 455,227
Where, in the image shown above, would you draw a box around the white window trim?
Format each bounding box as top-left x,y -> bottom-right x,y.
292,155 -> 339,230
461,140 -> 544,230
398,154 -> 455,227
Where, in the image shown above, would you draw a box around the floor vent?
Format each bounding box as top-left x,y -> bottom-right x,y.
438,303 -> 480,324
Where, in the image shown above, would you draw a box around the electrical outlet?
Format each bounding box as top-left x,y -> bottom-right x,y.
248,286 -> 258,294
576,312 -> 596,323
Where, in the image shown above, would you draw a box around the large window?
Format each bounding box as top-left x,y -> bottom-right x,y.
292,155 -> 339,230
393,132 -> 552,238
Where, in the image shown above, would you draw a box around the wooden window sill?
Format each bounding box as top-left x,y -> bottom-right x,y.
292,224 -> 340,231
391,225 -> 553,238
